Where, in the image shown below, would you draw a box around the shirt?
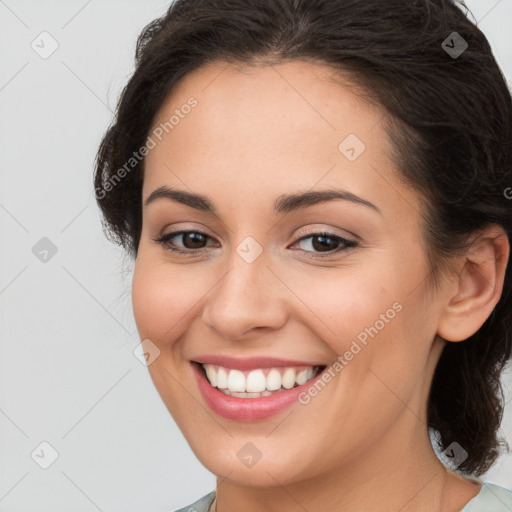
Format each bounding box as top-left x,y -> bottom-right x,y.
172,483 -> 512,512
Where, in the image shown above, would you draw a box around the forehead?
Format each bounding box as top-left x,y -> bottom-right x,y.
148,58 -> 382,146
142,59 -> 422,226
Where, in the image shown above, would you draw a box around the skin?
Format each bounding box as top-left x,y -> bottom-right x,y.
131,59 -> 509,512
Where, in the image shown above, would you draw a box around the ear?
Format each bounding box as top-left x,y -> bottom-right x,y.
437,224 -> 510,343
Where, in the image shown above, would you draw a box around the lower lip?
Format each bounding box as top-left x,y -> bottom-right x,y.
191,362 -> 325,422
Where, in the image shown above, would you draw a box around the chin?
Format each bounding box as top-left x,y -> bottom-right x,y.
188,436 -> 321,488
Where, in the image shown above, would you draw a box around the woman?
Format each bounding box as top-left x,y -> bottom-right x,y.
93,0 -> 512,510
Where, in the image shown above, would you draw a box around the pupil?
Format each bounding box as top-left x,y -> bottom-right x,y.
184,232 -> 206,249
312,235 -> 337,252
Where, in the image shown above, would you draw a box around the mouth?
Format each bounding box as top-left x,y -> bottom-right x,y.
197,362 -> 325,398
190,357 -> 328,421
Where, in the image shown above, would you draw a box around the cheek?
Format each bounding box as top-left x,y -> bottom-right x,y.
289,267 -> 428,391
131,256 -> 203,343
287,268 -> 398,348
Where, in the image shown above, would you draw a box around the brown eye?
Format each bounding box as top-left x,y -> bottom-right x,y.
311,234 -> 339,252
181,232 -> 208,249
153,230 -> 217,254
291,232 -> 358,259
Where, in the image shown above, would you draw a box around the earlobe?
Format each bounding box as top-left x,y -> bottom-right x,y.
437,225 -> 510,343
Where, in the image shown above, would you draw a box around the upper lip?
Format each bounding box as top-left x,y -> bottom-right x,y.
191,355 -> 326,371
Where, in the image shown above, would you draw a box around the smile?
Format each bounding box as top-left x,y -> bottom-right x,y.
202,363 -> 322,398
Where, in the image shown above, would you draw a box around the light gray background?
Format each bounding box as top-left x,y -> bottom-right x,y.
0,1 -> 511,511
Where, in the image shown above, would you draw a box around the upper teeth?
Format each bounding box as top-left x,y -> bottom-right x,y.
202,364 -> 318,393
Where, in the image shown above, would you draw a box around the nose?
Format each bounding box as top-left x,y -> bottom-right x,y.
201,248 -> 288,341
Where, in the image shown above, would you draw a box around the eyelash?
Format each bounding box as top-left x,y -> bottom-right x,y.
152,230 -> 358,259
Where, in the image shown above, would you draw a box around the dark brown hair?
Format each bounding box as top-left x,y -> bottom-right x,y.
94,0 -> 512,476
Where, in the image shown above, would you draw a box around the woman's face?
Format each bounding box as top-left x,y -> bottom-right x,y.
132,59 -> 450,485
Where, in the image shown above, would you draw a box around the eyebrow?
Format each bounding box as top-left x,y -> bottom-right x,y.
143,185 -> 382,215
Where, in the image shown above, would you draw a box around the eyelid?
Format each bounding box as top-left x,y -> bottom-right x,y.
156,221 -> 219,239
292,224 -> 358,242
